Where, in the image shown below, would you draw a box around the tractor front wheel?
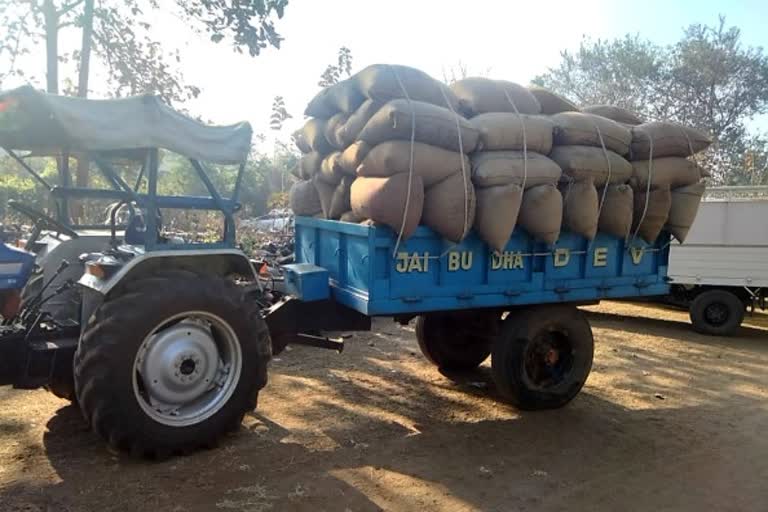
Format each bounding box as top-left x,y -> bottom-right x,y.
73,273 -> 271,457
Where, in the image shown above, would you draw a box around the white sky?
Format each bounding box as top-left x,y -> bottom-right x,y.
4,0 -> 768,148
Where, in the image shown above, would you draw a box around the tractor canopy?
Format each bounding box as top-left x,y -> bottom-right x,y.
0,86 -> 253,164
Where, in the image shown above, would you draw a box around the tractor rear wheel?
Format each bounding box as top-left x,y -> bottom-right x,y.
73,273 -> 271,457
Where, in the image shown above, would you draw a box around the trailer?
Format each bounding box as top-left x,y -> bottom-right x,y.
1,86 -> 672,457
668,186 -> 768,335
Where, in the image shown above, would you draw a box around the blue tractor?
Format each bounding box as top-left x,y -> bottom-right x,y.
0,86 -> 671,457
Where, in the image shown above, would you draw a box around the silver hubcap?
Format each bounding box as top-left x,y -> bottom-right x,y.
132,311 -> 242,427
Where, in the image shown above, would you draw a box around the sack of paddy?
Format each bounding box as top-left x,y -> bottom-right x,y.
422,172 -> 476,243
350,173 -> 425,239
304,87 -> 337,119
304,78 -> 366,118
337,99 -> 383,148
324,112 -> 351,150
338,141 -> 371,175
630,122 -> 712,159
314,175 -> 337,219
470,113 -> 554,153
297,151 -> 323,180
290,180 -> 323,216
449,78 -> 541,117
518,183 -> 563,245
582,105 -> 644,126
340,210 -> 366,223
471,151 -> 562,188
552,112 -> 632,155
355,64 -> 460,110
666,181 -> 705,243
328,176 -> 354,220
549,145 -> 632,186
559,179 -> 599,240
293,118 -> 333,154
631,186 -> 672,243
528,86 -> 579,114
358,99 -> 479,153
318,152 -> 345,184
357,141 -> 469,187
597,184 -> 633,239
474,183 -> 523,252
630,157 -> 706,189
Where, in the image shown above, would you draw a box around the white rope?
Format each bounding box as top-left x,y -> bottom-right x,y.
439,83 -> 471,243
389,65 -> 417,258
501,88 -> 529,191
589,122 -> 612,250
629,128 -> 654,246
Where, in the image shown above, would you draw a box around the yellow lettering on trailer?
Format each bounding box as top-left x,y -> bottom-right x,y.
396,252 -> 429,273
512,253 -> 524,269
448,251 -> 473,271
396,252 -> 409,273
554,248 -> 570,267
593,247 -> 608,267
630,247 -> 644,265
491,251 -> 525,270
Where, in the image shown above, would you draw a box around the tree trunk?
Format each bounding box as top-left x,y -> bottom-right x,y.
42,0 -> 59,94
74,0 -> 95,222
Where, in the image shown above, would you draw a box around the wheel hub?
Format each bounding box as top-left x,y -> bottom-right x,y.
137,322 -> 220,406
704,302 -> 729,325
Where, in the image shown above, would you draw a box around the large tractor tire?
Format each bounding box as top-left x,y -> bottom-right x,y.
492,305 -> 593,410
415,311 -> 496,371
73,273 -> 271,457
690,289 -> 745,336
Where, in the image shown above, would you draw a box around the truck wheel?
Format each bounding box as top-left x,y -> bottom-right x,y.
492,305 -> 593,410
73,274 -> 271,457
415,312 -> 494,371
690,290 -> 745,336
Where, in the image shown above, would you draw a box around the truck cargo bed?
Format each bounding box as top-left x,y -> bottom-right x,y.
295,217 -> 670,316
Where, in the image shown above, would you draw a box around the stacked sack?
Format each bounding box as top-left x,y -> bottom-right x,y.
291,64 -> 479,243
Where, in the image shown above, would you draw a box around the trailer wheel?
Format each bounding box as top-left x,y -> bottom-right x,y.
492,305 -> 593,410
690,289 -> 745,336
73,274 -> 271,457
415,312 -> 494,371
46,367 -> 76,403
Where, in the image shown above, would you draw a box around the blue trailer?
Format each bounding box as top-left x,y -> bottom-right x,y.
1,86 -> 672,457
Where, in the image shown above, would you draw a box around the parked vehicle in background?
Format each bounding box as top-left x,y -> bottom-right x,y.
242,209 -> 294,232
668,186 -> 768,335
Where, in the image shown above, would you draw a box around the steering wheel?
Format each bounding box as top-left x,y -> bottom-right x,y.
8,200 -> 80,241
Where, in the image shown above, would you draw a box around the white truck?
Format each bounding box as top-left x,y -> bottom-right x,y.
668,186 -> 768,335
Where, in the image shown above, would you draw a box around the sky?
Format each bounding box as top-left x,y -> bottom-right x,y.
4,0 -> 768,148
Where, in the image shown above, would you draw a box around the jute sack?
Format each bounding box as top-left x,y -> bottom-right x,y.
470,113 -> 554,153
358,141 -> 469,187
358,99 -> 479,153
597,184 -> 633,239
559,179 -> 599,240
314,175 -> 337,219
337,99 -> 383,148
324,112 -> 350,149
338,141 -> 371,175
549,145 -> 632,186
450,78 -> 541,116
518,183 -> 562,245
328,176 -> 354,220
290,180 -> 323,216
304,87 -> 337,119
630,157 -> 705,189
422,171 -> 476,243
355,64 -> 460,110
528,86 -> 579,114
582,105 -> 644,125
474,183 -> 523,252
351,173 -> 425,240
340,210 -> 365,223
318,152 -> 345,185
666,181 -> 705,243
328,78 -> 365,114
298,151 -> 324,180
293,118 -> 333,154
630,122 -> 712,159
472,151 -> 562,188
631,185 -> 672,243
552,112 -> 632,155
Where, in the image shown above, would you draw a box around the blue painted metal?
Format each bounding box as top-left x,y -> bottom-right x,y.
282,264 -> 331,302
294,217 -> 671,316
0,244 -> 35,291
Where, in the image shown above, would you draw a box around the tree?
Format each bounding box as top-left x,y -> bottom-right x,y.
534,17 -> 768,184
318,46 -> 353,87
269,95 -> 291,131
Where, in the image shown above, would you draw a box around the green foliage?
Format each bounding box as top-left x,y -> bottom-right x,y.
318,46 -> 353,87
270,95 -> 291,131
534,17 -> 768,184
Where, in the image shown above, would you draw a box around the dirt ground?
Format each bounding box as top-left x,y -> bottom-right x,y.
1,301 -> 767,512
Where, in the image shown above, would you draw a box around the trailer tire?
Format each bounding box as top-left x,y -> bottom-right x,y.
492,305 -> 593,410
690,289 -> 745,336
46,368 -> 76,403
415,312 -> 493,371
73,274 -> 271,457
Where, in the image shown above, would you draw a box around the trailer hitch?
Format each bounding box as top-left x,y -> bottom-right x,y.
291,333 -> 345,353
